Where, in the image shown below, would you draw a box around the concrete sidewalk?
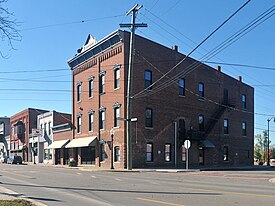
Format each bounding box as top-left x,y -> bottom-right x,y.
0,186 -> 47,206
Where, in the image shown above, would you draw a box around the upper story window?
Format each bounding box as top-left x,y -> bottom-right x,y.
199,82 -> 204,99
178,118 -> 186,141
114,65 -> 120,89
77,82 -> 82,102
89,77 -> 94,98
77,113 -> 82,133
88,110 -> 94,132
224,119 -> 229,134
198,114 -> 204,131
145,108 -> 153,128
145,70 -> 152,90
44,123 -> 47,135
146,143 -> 153,162
99,72 -> 105,94
242,121 -> 247,136
99,107 -> 106,130
242,94 -> 246,109
113,103 -> 121,127
179,78 -> 185,96
48,122 -> 51,135
0,122 -> 4,135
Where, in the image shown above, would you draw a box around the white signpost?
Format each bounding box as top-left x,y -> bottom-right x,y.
184,140 -> 191,170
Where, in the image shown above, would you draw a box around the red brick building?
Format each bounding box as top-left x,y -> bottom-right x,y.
67,30 -> 254,169
10,108 -> 49,162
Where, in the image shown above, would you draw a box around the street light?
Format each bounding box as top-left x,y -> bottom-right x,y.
267,117 -> 275,166
110,127 -> 114,170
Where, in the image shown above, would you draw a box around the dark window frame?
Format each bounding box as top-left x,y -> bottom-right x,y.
242,121 -> 247,136
77,114 -> 82,134
224,119 -> 229,134
77,83 -> 82,102
114,66 -> 120,89
198,114 -> 204,131
179,78 -> 185,96
89,77 -> 94,98
145,108 -> 153,128
199,82 -> 204,98
88,111 -> 94,132
223,146 -> 229,161
114,146 -> 120,162
99,108 -> 106,130
165,144 -> 171,162
99,72 -> 105,94
145,70 -> 152,90
146,143 -> 153,162
242,94 -> 247,109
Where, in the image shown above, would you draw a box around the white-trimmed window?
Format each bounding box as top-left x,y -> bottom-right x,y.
77,113 -> 82,133
88,111 -> 94,132
99,108 -> 106,130
224,119 -> 229,134
145,108 -> 153,128
89,77 -> 94,98
99,72 -> 105,94
242,94 -> 246,109
114,65 -> 120,89
114,146 -> 120,162
77,83 -> 82,102
145,70 -> 152,90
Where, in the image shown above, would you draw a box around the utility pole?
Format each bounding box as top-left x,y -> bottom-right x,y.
120,4 -> 147,170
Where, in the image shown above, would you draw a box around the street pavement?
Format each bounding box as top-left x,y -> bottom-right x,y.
0,164 -> 275,206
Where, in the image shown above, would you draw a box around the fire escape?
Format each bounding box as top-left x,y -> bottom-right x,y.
187,90 -> 234,141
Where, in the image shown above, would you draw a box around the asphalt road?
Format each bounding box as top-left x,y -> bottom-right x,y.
0,164 -> 275,206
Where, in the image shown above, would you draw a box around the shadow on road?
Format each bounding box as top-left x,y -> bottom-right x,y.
1,182 -> 221,196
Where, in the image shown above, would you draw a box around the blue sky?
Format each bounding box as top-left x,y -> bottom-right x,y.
0,0 -> 274,142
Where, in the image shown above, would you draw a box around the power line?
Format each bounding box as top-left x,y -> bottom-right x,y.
132,0 -> 252,99
132,4 -> 273,100
22,14 -> 124,31
203,61 -> 275,71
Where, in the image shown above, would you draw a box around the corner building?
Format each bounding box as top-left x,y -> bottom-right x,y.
68,30 -> 254,169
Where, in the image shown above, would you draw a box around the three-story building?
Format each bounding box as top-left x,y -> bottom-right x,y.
67,30 -> 254,169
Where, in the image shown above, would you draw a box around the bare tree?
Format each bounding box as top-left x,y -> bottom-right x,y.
0,0 -> 21,58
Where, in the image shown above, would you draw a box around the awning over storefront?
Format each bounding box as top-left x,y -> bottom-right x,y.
198,139 -> 215,148
65,136 -> 97,148
47,139 -> 70,149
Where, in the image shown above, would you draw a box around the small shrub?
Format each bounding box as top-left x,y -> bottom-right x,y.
69,159 -> 77,167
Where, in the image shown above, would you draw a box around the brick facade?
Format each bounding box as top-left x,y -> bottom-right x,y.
10,108 -> 49,162
68,30 -> 254,169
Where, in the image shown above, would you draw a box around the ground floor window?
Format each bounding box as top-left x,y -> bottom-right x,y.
182,146 -> 186,161
224,146 -> 229,161
81,146 -> 95,164
44,149 -> 52,160
165,144 -> 171,162
146,143 -> 153,162
199,147 -> 204,165
114,146 -> 120,162
55,149 -> 61,165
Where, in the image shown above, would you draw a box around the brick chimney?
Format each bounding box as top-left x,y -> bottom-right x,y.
171,45 -> 178,52
238,76 -> 242,82
216,66 -> 221,72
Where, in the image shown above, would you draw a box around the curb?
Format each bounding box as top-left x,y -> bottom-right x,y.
0,186 -> 47,206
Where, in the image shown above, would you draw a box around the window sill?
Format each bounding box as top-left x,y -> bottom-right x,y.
179,95 -> 186,98
114,87 -> 120,91
88,96 -> 94,99
198,98 -> 205,101
146,161 -> 154,163
100,92 -> 106,95
145,127 -> 153,130
77,100 -> 82,103
113,126 -> 120,129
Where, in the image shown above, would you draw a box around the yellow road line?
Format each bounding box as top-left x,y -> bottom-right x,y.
0,169 -> 33,179
136,198 -> 186,206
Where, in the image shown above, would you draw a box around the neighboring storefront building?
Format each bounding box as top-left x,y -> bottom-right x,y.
10,108 -> 49,162
0,117 -> 10,157
67,30 -> 254,169
29,110 -> 71,164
